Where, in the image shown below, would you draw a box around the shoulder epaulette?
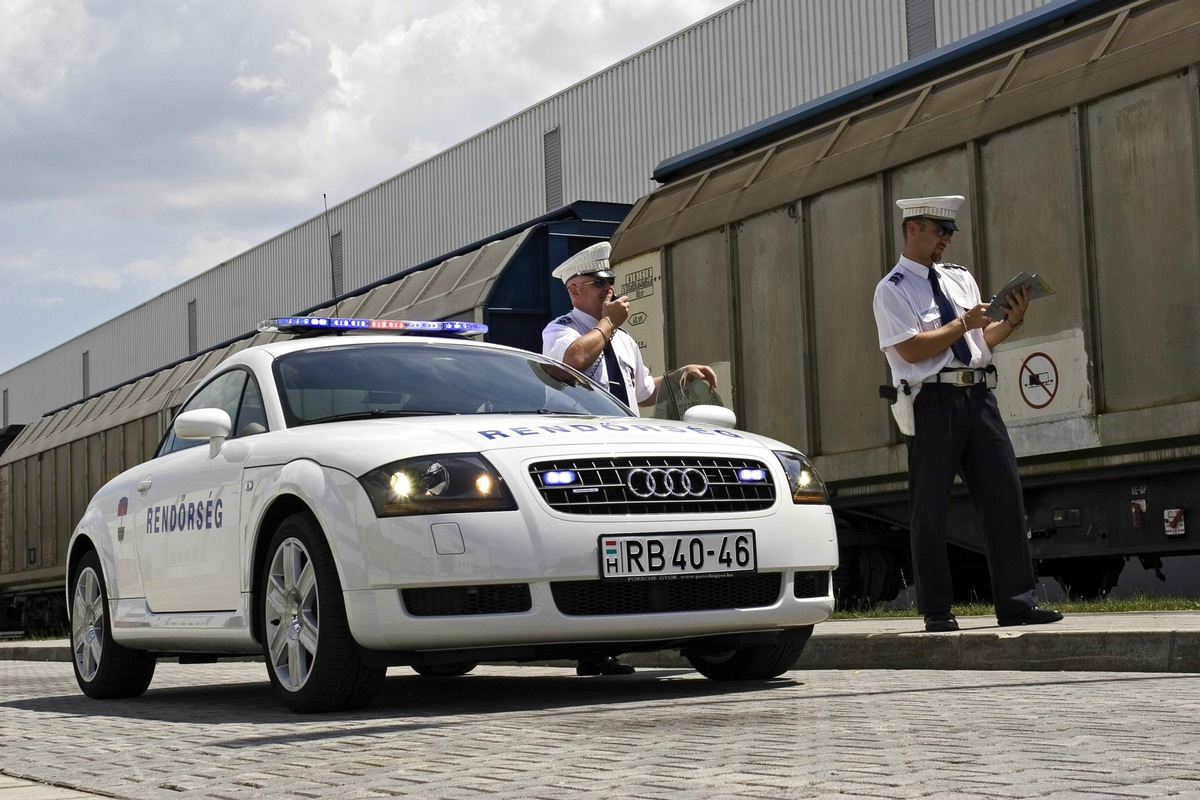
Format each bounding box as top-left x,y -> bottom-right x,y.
886,271 -> 905,285
942,262 -> 968,271
550,314 -> 573,325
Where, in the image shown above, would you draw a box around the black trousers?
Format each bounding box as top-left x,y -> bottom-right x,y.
907,382 -> 1037,617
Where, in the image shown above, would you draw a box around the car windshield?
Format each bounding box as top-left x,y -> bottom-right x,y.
273,340 -> 631,426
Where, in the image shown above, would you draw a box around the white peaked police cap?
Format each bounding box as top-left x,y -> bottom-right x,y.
552,242 -> 615,283
896,195 -> 965,230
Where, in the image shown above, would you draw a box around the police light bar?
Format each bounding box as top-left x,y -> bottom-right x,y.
258,317 -> 488,336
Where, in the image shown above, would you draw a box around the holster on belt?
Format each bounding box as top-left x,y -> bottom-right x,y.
879,380 -> 916,436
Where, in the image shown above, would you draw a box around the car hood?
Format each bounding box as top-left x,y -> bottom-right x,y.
245,414 -> 791,476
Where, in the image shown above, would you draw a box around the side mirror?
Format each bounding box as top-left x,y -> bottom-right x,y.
682,404 -> 737,428
175,408 -> 232,458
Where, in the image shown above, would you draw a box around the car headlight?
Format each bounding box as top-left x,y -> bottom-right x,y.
773,450 -> 829,505
358,454 -> 516,517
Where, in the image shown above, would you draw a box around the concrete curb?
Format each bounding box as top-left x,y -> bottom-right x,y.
6,612 -> 1199,673
626,612 -> 1200,673
0,641 -> 72,663
793,629 -> 1200,673
618,631 -> 1200,673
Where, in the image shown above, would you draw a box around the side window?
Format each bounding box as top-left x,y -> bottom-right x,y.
158,370 -> 250,456
235,374 -> 268,437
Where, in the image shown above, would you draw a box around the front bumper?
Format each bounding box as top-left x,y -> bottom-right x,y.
343,568 -> 834,652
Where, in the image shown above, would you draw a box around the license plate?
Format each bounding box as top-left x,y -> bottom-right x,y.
599,531 -> 756,580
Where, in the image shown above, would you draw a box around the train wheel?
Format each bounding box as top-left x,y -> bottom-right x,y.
1050,557 -> 1125,599
834,544 -> 901,609
70,550 -> 156,699
260,512 -> 386,713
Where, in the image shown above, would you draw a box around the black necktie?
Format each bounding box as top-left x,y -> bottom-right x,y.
602,341 -> 630,405
929,268 -> 972,365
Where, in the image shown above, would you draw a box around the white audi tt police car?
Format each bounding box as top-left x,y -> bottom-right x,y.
67,317 -> 837,712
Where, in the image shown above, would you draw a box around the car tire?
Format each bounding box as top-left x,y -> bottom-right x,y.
260,512 -> 386,713
411,662 -> 478,677
685,625 -> 814,681
70,550 -> 156,699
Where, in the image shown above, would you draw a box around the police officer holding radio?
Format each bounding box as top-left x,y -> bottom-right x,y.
542,242 -> 716,416
872,195 -> 1063,633
543,241 -> 717,675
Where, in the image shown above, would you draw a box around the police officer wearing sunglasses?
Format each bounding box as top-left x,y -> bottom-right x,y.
872,195 -> 1063,633
543,242 -> 716,420
542,241 -> 718,676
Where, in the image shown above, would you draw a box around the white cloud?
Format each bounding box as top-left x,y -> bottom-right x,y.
124,237 -> 251,285
231,74 -> 291,97
273,30 -> 312,58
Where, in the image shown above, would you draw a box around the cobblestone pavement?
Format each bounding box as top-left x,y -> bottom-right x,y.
2,661 -> 1199,799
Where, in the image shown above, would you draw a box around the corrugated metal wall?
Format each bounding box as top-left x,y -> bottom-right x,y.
936,0 -> 1055,42
0,0 -> 1053,424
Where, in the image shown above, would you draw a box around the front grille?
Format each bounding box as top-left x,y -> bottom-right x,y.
529,456 -> 776,515
794,571 -> 830,599
402,584 -> 531,617
551,573 -> 782,616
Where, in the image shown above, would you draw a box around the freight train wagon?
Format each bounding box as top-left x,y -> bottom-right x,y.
607,0 -> 1200,605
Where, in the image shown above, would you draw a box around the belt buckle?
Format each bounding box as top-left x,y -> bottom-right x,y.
957,370 -> 976,387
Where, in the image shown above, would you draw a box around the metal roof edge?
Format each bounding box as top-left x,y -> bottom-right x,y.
323,201 -> 631,306
652,0 -> 1120,183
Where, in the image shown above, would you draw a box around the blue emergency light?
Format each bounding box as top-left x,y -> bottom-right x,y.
542,470 -> 578,486
258,316 -> 488,336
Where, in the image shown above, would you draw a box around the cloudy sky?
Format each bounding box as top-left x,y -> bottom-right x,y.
0,0 -> 734,374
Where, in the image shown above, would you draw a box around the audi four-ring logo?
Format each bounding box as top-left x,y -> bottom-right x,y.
625,467 -> 709,498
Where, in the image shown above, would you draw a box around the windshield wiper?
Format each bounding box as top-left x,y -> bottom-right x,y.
488,409 -> 598,416
297,409 -> 451,425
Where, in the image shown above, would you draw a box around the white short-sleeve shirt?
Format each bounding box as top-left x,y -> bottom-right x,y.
542,308 -> 656,414
872,255 -> 992,388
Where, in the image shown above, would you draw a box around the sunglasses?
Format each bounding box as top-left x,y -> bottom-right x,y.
916,221 -> 955,238
579,276 -> 615,288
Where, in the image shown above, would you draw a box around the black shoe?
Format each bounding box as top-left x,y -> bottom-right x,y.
576,657 -> 634,676
924,613 -> 959,632
997,607 -> 1064,627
